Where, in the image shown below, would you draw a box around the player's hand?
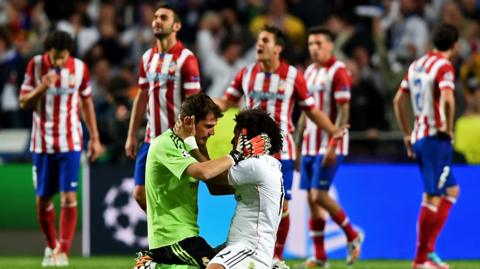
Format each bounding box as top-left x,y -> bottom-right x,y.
125,136 -> 137,159
41,71 -> 59,87
322,144 -> 337,168
236,129 -> 271,158
174,115 -> 195,140
331,124 -> 350,140
88,138 -> 103,162
403,135 -> 415,159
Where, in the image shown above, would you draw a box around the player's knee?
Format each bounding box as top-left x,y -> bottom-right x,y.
446,185 -> 460,199
206,263 -> 225,269
316,190 -> 329,204
36,196 -> 54,209
60,192 -> 77,206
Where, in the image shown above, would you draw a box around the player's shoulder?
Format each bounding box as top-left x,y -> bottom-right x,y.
238,155 -> 281,172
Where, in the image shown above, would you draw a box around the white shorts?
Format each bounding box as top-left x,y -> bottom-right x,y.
208,244 -> 269,269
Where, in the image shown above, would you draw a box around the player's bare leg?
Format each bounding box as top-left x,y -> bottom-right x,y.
133,185 -> 146,211
37,195 -> 58,267
316,190 -> 363,265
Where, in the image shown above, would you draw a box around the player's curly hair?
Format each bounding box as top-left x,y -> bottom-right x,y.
180,92 -> 223,122
234,108 -> 283,155
44,31 -> 74,52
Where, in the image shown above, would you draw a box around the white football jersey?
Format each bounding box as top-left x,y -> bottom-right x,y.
226,155 -> 284,266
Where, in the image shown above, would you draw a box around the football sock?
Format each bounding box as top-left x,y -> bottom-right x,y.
274,211 -> 290,259
37,203 -> 57,249
310,218 -> 327,261
59,202 -> 78,254
415,203 -> 438,263
331,209 -> 358,242
428,196 -> 456,253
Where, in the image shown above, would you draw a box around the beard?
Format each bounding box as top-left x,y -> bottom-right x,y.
154,26 -> 174,41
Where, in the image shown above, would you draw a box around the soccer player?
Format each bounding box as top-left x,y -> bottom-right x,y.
19,30 -> 102,266
125,3 -> 201,211
207,108 -> 284,269
295,27 -> 363,268
393,23 -> 460,269
215,25 -> 347,267
134,93 -> 268,269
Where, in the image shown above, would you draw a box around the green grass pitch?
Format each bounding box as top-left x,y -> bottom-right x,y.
0,257 -> 479,269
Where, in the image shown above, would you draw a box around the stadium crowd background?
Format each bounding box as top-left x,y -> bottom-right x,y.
1,0 -> 480,164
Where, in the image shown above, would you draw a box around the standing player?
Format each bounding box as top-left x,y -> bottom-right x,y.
393,23 -> 460,269
134,94 -> 269,269
19,30 -> 102,266
215,25 -> 347,267
207,109 -> 284,269
295,27 -> 363,268
125,3 -> 201,210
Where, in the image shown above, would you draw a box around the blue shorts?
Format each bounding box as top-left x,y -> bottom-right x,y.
134,143 -> 150,186
300,155 -> 345,191
281,160 -> 294,200
413,135 -> 457,195
32,151 -> 81,197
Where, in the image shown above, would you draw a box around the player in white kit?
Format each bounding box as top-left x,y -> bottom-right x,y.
207,108 -> 284,269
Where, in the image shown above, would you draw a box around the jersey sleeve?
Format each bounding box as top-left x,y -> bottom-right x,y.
436,64 -> 455,91
399,72 -> 410,93
294,71 -> 315,110
228,158 -> 264,186
137,56 -> 149,91
181,55 -> 201,95
79,63 -> 92,98
20,58 -> 36,95
154,134 -> 198,180
332,68 -> 351,104
224,67 -> 246,103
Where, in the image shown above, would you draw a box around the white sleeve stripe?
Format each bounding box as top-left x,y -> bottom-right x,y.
400,80 -> 409,88
334,91 -> 351,99
81,86 -> 92,96
183,82 -> 201,89
138,77 -> 148,84
226,87 -> 242,97
299,97 -> 315,106
439,81 -> 454,89
21,85 -> 34,91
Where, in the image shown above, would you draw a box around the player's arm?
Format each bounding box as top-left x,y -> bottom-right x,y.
125,89 -> 148,158
80,96 -> 102,161
19,60 -> 57,110
214,96 -> 238,112
441,89 -> 455,137
393,88 -> 414,158
304,108 -> 346,139
294,112 -> 306,171
214,67 -> 246,111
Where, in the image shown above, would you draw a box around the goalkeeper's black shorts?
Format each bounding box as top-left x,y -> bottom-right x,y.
149,236 -> 216,268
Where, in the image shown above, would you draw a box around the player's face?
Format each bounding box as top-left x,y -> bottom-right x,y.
152,8 -> 181,40
308,34 -> 333,64
256,31 -> 282,62
48,49 -> 70,68
195,112 -> 218,145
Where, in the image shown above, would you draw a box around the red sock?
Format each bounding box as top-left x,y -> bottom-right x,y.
331,209 -> 358,242
37,204 -> 57,249
59,204 -> 77,254
310,218 -> 327,261
428,197 -> 455,253
415,203 -> 437,263
274,213 -> 290,260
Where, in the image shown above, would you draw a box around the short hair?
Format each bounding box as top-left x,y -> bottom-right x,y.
432,23 -> 459,51
261,25 -> 286,48
180,92 -> 223,122
234,108 -> 283,155
307,26 -> 335,42
44,31 -> 74,52
155,2 -> 181,23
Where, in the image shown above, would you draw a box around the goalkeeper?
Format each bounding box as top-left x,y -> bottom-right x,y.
134,93 -> 269,269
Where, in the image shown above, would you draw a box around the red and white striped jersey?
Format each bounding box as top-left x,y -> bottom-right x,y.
138,42 -> 201,142
20,53 -> 91,153
302,57 -> 351,156
225,62 -> 315,160
399,52 -> 455,143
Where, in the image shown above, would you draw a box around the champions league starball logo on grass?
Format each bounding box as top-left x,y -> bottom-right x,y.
103,178 -> 148,247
